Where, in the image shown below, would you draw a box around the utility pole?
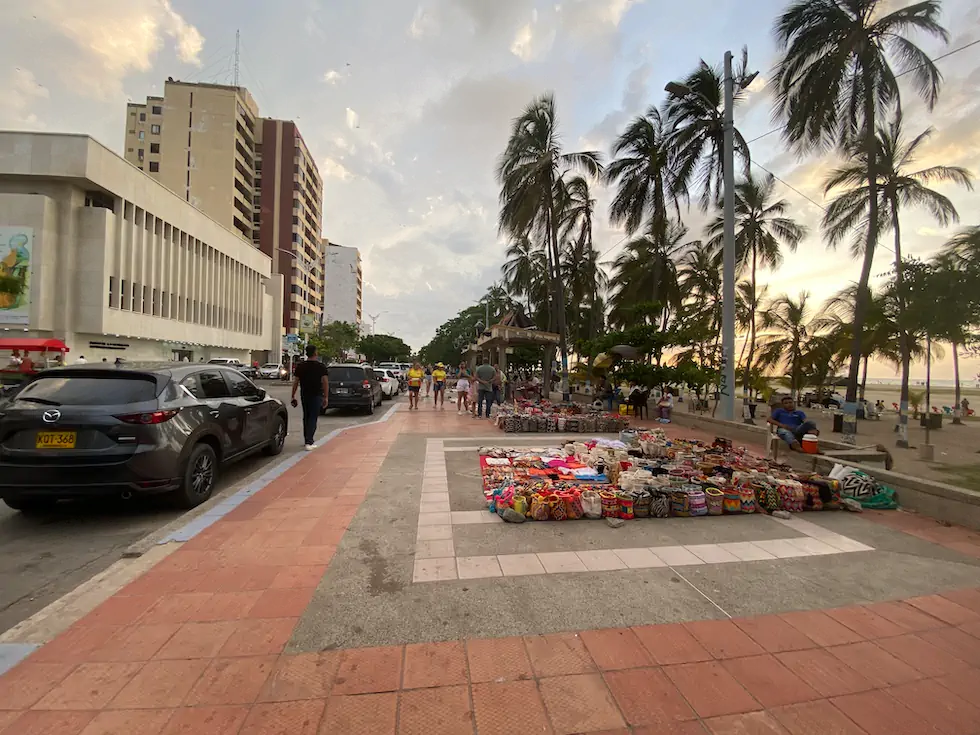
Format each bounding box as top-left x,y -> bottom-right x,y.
233,30 -> 241,87
721,50 -> 737,423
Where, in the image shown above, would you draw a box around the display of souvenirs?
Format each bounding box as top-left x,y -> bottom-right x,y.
476,429 -> 872,522
491,399 -> 630,434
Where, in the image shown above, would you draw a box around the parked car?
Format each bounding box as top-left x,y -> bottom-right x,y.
259,363 -> 288,380
378,369 -> 400,400
0,364 -> 288,513
208,357 -> 258,379
323,364 -> 383,414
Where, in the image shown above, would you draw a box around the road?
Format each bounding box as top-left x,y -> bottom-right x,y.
0,381 -> 398,635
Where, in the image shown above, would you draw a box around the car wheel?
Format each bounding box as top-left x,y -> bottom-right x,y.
366,398 -> 375,415
264,415 -> 287,456
3,497 -> 56,514
174,443 -> 218,509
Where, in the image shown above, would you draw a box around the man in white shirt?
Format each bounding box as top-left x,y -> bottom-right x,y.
76,355 -> 87,364
657,389 -> 674,423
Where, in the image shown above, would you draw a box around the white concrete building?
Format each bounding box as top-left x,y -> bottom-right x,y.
0,132 -> 283,364
321,241 -> 362,327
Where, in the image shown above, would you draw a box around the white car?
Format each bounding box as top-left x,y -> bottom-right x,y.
379,369 -> 400,399
259,363 -> 287,380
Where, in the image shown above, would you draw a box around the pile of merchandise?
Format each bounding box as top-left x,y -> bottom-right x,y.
479,429 -> 868,522
490,399 -> 630,434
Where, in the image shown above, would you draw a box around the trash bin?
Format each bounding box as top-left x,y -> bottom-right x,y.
833,414 -> 844,433
920,413 -> 942,430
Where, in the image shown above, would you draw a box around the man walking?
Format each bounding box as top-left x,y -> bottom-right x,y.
474,357 -> 496,419
291,344 -> 329,451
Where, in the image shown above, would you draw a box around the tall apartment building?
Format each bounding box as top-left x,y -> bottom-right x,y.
322,241 -> 363,326
254,120 -> 324,334
124,80 -> 259,242
124,82 -> 325,336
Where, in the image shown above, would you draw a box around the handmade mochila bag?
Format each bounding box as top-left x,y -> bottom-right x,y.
705,487 -> 724,515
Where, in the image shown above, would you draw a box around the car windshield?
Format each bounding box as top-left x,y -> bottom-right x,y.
327,367 -> 365,381
14,375 -> 158,406
261,364 -> 279,369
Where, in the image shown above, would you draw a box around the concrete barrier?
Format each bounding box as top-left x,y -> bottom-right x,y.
670,410 -> 980,532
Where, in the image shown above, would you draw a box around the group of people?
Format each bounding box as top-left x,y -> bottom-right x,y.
592,378 -> 675,422
402,358 -> 507,418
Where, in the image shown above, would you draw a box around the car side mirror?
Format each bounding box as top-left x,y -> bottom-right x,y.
251,387 -> 267,401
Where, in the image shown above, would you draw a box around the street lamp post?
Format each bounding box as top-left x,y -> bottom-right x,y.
720,49 -> 737,424
665,50 -> 756,424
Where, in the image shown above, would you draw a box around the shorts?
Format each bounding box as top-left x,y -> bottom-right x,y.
434,381 -> 445,392
409,385 -> 421,394
456,380 -> 470,393
424,375 -> 432,384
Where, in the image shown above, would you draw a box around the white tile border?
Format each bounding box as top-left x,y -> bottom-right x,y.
412,438 -> 875,583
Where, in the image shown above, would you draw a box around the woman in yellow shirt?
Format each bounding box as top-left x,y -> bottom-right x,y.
431,363 -> 447,410
407,362 -> 424,410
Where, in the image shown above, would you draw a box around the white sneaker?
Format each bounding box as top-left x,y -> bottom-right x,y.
304,444 -> 315,451
457,410 -> 462,415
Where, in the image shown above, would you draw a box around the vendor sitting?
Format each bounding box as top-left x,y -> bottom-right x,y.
768,396 -> 819,451
656,389 -> 673,423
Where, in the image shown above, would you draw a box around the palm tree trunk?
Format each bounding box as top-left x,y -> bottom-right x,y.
892,205 -> 911,448
860,354 -> 869,401
952,341 -> 963,424
743,248 -> 759,421
547,186 -> 571,402
842,73 -> 880,443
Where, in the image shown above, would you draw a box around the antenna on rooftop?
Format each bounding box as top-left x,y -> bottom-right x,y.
233,29 -> 240,87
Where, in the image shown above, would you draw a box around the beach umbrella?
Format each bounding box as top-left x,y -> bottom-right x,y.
610,345 -> 638,360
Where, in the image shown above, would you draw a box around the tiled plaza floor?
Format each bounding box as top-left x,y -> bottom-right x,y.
2,406 -> 980,734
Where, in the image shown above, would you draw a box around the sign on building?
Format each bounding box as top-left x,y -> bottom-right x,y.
300,313 -> 318,332
0,227 -> 33,326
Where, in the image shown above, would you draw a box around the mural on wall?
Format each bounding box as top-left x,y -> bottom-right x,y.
0,227 -> 33,325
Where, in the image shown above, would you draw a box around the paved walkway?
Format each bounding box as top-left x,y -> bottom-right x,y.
2,408 -> 980,734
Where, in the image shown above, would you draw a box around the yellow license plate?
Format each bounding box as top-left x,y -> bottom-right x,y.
36,431 -> 76,449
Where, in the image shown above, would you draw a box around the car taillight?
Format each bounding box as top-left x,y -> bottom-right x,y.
115,409 -> 180,425
362,380 -> 371,389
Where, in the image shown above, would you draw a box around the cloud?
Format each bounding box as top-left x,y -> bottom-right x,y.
7,0 -> 203,100
0,68 -> 50,129
323,70 -> 343,85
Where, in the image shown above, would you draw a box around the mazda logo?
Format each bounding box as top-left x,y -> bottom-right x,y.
42,410 -> 61,423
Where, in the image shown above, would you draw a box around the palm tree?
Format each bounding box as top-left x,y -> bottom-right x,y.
813,284 -> 898,402
926,251 -> 979,423
497,94 -> 603,397
756,292 -> 814,400
736,280 -> 769,370
823,112 -> 972,445
557,176 -> 606,343
664,52 -> 751,211
606,106 -> 679,238
771,0 -> 949,410
608,219 -> 692,330
501,237 -> 550,326
705,172 -> 807,399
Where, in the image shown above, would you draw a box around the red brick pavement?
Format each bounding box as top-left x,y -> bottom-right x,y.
2,409 -> 980,734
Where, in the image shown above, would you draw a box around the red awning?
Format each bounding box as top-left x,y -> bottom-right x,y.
0,338 -> 70,353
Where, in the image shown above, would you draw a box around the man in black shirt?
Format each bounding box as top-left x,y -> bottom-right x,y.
291,344 -> 329,450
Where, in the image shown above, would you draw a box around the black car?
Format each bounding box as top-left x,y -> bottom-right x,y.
0,364 -> 289,512
323,364 -> 383,414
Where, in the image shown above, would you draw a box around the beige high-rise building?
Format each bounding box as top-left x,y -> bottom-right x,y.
124,80 -> 259,242
125,81 -> 325,337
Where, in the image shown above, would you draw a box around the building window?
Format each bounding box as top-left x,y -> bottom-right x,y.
126,147 -> 133,153
151,105 -> 162,115
108,276 -> 117,308
139,112 -> 146,122
150,143 -> 160,154
130,111 -> 136,117
138,131 -> 145,141
150,124 -> 161,134
149,162 -> 159,172
292,216 -> 299,226
137,149 -> 144,160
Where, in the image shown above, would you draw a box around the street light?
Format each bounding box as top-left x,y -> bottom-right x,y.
664,50 -> 756,423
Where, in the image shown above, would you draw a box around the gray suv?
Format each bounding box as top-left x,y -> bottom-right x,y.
0,364 -> 288,512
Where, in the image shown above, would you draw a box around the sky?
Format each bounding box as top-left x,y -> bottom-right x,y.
1,0 -> 979,381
